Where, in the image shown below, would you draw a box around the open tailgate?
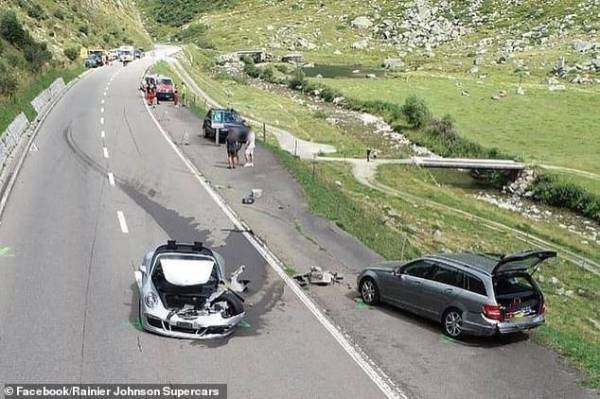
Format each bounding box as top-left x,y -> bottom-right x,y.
492,250 -> 557,275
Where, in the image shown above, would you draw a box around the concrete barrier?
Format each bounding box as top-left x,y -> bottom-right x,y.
30,77 -> 65,115
0,113 -> 29,168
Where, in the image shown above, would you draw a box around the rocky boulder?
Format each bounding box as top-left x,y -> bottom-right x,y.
351,16 -> 373,29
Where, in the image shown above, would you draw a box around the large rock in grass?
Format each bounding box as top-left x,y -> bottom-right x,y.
383,58 -> 405,69
352,38 -> 369,50
573,40 -> 595,53
351,16 -> 373,29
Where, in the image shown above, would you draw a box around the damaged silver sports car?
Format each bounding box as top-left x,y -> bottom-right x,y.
135,240 -> 249,339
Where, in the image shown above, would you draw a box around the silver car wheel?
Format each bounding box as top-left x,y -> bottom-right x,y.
444,310 -> 463,337
361,280 -> 376,304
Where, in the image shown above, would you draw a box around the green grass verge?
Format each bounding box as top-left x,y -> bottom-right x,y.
271,147 -> 600,388
0,65 -> 83,135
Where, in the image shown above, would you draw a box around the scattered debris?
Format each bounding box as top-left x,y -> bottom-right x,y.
293,266 -> 344,286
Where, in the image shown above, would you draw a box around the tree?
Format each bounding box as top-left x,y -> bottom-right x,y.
0,10 -> 27,47
401,95 -> 431,128
64,46 -> 80,62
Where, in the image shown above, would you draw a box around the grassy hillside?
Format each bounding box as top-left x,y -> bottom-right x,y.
0,0 -> 150,132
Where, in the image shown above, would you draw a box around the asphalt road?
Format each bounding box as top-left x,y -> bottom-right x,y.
0,56 -> 388,398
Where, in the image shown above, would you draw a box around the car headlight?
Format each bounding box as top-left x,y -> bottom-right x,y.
144,292 -> 159,309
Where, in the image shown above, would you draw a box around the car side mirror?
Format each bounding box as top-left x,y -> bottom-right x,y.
139,265 -> 147,274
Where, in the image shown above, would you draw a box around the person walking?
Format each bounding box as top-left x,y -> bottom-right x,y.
226,129 -> 240,169
244,127 -> 256,167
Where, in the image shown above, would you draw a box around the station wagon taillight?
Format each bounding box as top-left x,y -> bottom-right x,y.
482,304 -> 504,321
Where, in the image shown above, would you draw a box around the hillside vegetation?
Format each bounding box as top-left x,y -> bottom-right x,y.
0,0 -> 150,132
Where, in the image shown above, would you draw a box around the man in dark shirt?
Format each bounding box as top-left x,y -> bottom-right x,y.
226,129 -> 240,169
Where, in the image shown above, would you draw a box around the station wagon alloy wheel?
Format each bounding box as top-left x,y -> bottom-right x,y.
360,279 -> 378,304
444,310 -> 463,337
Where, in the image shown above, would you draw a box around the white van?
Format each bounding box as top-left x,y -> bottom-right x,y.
119,45 -> 134,63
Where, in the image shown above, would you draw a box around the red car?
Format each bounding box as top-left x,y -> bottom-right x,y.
156,76 -> 175,101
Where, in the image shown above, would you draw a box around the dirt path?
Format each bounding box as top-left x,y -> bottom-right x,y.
334,157 -> 600,275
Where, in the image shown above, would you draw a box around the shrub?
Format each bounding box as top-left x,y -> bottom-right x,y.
26,4 -> 46,19
401,95 -> 431,128
243,62 -> 261,78
531,176 -> 600,222
0,69 -> 18,96
425,114 -> 458,140
259,66 -> 274,81
0,10 -> 27,47
287,76 -> 305,89
319,86 -> 343,102
240,55 -> 254,65
24,42 -> 51,72
78,24 -> 89,35
64,46 -> 80,61
53,9 -> 64,20
275,64 -> 289,74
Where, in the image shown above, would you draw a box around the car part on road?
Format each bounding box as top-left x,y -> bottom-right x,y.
135,240 -> 250,339
293,266 -> 344,287
357,250 -> 556,337
242,188 -> 263,205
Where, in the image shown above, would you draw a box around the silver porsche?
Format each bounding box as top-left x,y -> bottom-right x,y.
135,240 -> 249,339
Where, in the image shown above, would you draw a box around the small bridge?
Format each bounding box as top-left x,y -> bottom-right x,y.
412,157 -> 525,171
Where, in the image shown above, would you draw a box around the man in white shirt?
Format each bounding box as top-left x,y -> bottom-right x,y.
244,127 -> 256,167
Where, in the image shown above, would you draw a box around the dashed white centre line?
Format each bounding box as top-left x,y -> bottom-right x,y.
101,99 -> 105,104
107,172 -> 115,186
103,91 -> 107,97
100,117 -> 104,125
101,107 -> 104,113
101,130 -> 105,139
117,211 -> 129,234
103,147 -> 109,158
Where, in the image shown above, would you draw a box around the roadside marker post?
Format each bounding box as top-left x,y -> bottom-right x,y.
263,122 -> 266,142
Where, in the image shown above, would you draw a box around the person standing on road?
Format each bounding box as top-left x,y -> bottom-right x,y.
226,129 -> 240,169
174,85 -> 179,107
244,126 -> 256,167
181,82 -> 188,107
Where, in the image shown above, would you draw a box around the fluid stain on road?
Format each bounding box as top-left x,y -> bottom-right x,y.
119,181 -> 210,244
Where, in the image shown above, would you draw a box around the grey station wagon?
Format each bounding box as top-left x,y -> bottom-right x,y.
357,250 -> 556,338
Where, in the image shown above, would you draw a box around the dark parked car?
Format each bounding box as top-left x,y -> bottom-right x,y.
134,48 -> 144,59
156,76 -> 175,101
84,54 -> 103,68
357,250 -> 556,338
202,108 -> 249,143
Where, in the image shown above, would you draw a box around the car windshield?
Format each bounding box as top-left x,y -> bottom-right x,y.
223,112 -> 241,123
160,79 -> 173,85
154,254 -> 219,285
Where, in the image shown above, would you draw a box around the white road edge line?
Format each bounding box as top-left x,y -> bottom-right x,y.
143,96 -> 404,399
116,211 -> 129,234
107,172 -> 115,186
103,147 -> 109,158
